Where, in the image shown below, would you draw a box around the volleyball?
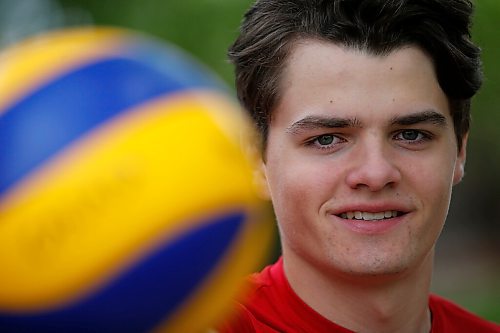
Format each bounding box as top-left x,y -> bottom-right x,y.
0,27 -> 272,332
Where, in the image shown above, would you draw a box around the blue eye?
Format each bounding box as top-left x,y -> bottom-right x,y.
401,130 -> 420,141
305,134 -> 346,152
317,135 -> 334,145
396,130 -> 427,141
394,129 -> 433,145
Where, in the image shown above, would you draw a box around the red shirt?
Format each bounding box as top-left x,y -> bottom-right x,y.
219,258 -> 500,332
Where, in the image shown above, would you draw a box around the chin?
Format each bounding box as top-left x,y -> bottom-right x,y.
345,264 -> 410,278
328,256 -> 415,280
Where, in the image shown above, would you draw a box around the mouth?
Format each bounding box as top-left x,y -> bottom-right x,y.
337,210 -> 405,221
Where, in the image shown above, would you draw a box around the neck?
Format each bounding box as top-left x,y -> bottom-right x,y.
283,250 -> 434,333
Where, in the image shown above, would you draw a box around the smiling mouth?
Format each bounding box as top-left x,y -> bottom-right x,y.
338,211 -> 403,221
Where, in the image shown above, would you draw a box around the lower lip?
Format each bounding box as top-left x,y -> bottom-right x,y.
335,214 -> 407,235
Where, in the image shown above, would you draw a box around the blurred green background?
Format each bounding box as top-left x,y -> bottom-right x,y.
1,0 -> 498,323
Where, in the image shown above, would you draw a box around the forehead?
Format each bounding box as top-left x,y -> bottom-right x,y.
273,39 -> 449,125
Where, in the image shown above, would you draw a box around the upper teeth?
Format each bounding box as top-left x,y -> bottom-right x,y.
340,211 -> 398,221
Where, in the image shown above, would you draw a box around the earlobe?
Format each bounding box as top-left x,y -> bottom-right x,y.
453,133 -> 468,185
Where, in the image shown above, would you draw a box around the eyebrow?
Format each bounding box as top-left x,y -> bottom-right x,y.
286,115 -> 361,134
286,110 -> 448,134
390,110 -> 447,127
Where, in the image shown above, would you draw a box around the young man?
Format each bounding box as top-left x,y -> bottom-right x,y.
218,0 -> 500,332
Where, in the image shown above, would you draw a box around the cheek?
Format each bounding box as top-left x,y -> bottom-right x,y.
264,161 -> 333,257
265,163 -> 312,216
266,158 -> 341,208
405,152 -> 455,220
264,158 -> 335,232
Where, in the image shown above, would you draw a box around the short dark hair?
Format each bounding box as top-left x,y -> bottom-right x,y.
228,0 -> 482,150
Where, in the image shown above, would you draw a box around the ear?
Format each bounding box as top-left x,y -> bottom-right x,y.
253,159 -> 271,199
453,133 -> 468,185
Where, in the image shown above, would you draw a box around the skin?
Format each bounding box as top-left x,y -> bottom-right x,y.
262,39 -> 467,333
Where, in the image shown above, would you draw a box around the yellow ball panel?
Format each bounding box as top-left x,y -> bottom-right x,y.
0,91 -> 263,311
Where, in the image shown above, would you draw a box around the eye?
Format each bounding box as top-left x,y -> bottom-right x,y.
305,134 -> 346,151
394,129 -> 433,145
400,130 -> 421,141
317,135 -> 334,145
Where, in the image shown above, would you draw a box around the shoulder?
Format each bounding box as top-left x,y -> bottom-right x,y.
430,294 -> 500,332
216,260 -> 284,333
216,302 -> 260,333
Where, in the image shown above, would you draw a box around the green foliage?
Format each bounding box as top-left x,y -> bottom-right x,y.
472,0 -> 500,141
58,0 -> 253,84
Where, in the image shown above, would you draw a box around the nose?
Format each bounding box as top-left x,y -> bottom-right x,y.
345,141 -> 401,192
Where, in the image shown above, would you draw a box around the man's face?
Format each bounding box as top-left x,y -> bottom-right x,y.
263,40 -> 467,278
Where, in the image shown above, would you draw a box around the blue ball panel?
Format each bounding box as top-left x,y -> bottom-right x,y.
0,210 -> 245,332
0,56 -> 212,197
123,40 -> 226,93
